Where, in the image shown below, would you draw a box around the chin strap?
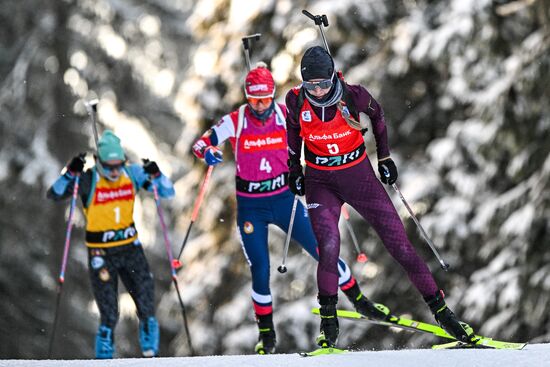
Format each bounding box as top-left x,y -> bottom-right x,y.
249,102 -> 275,121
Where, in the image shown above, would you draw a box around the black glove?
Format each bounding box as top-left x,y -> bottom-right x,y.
289,170 -> 305,196
287,157 -> 305,196
67,153 -> 86,174
142,159 -> 161,177
378,158 -> 398,185
288,160 -> 305,197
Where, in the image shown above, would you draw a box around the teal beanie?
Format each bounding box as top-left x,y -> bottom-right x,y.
97,130 -> 125,162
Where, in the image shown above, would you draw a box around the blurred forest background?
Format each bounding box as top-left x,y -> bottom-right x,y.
1,0 -> 549,359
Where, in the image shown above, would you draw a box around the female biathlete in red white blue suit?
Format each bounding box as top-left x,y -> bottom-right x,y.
192,64 -> 385,354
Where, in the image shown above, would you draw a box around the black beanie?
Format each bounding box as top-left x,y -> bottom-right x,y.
300,46 -> 334,81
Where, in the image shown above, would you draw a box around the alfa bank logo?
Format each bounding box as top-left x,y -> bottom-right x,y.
240,131 -> 287,152
308,130 -> 352,141
243,136 -> 284,149
95,184 -> 133,204
248,84 -> 268,92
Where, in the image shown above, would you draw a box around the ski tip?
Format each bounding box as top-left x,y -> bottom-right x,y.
299,347 -> 347,357
311,307 -> 364,319
432,339 -> 528,350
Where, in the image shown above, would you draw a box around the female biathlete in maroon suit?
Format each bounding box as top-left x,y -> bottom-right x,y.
285,46 -> 475,348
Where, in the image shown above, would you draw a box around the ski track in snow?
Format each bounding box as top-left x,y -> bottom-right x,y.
1,343 -> 548,367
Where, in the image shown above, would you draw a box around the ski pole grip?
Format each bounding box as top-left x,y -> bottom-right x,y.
86,98 -> 98,112
341,205 -> 350,220
242,33 -> 261,50
302,9 -> 315,20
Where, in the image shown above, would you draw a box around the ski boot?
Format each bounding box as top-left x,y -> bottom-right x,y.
316,294 -> 339,348
139,316 -> 159,357
344,282 -> 390,320
254,314 -> 276,354
95,325 -> 115,359
425,290 -> 475,343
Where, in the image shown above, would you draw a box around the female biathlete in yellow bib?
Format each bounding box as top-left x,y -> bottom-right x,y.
48,130 -> 175,359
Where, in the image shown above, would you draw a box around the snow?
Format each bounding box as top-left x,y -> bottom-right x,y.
20,129 -> 62,187
500,204 -> 535,237
424,196 -> 471,239
427,137 -> 460,170
1,344 -> 548,367
228,0 -> 272,29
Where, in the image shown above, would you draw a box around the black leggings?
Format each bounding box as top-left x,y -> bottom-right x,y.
88,243 -> 155,328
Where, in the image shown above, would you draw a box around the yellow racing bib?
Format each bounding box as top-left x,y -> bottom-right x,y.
84,169 -> 138,248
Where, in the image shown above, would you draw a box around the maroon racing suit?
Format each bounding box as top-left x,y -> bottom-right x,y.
285,83 -> 439,298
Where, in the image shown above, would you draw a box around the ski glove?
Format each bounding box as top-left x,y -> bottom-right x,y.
192,136 -> 212,159
204,147 -> 223,166
67,153 -> 86,174
287,157 -> 305,196
142,159 -> 161,177
378,158 -> 398,185
288,159 -> 306,196
289,171 -> 305,196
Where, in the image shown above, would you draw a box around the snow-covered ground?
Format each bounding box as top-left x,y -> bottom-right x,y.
1,344 -> 548,367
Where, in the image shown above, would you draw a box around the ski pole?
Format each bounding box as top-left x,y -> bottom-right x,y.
302,10 -> 331,54
278,195 -> 299,274
84,99 -> 99,149
84,98 -> 112,177
48,173 -> 80,358
391,183 -> 450,271
241,33 -> 261,71
174,165 -> 214,267
381,169 -> 450,271
150,179 -> 195,355
341,205 -> 368,263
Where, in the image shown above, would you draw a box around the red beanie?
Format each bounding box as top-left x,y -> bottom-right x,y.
244,63 -> 275,98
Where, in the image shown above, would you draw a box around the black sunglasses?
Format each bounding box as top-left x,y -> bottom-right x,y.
302,77 -> 333,91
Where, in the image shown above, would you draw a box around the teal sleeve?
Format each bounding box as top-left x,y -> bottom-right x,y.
128,163 -> 175,199
47,172 -> 75,200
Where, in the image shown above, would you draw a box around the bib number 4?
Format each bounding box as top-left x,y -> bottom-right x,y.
260,158 -> 272,173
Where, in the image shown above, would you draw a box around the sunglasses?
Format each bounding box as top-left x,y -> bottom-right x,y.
302,78 -> 333,91
247,97 -> 273,107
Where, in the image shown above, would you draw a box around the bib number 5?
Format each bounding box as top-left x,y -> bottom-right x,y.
327,144 -> 340,154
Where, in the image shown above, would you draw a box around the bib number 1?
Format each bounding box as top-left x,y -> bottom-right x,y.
113,206 -> 120,223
